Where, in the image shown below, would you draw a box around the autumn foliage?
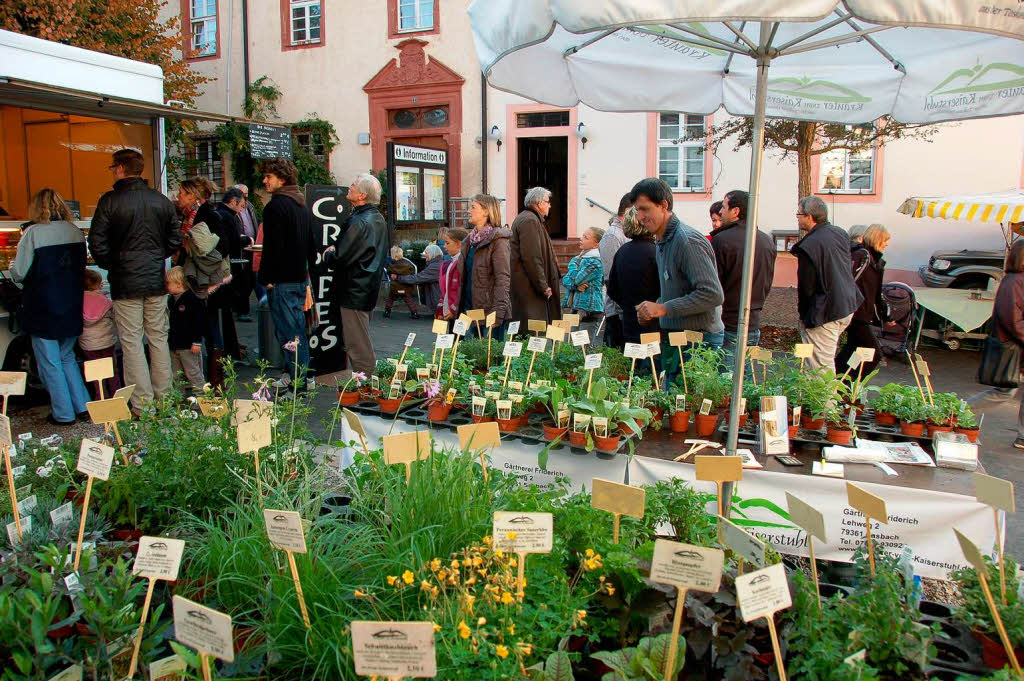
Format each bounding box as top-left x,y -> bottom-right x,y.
0,0 -> 207,106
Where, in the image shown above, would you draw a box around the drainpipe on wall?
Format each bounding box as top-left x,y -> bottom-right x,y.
241,0 -> 250,104
480,70 -> 488,194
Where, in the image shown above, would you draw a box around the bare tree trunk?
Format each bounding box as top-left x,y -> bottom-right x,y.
796,121 -> 816,199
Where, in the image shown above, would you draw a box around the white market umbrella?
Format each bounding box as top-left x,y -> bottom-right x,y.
468,0 -> 1024,460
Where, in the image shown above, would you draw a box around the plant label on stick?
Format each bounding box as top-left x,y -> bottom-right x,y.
493,512 -> 553,554
527,336 -> 547,353
46,665 -> 83,681
351,621 -> 437,678
453,320 -> 468,336
684,330 -> 704,344
563,313 -> 580,327
696,455 -> 743,517
383,430 -> 431,482
645,341 -> 660,357
83,357 -> 114,384
416,368 -> 430,380
486,311 -> 497,327
508,380 -> 524,392
557,409 -> 570,429
468,309 -> 486,322
528,319 -> 547,335
545,325 -> 565,342
0,414 -> 10,445
699,399 -> 713,415
233,399 -> 273,425
785,493 -> 826,542
591,478 -> 646,544
405,332 -> 416,347
50,502 -> 74,529
650,539 -> 724,592
736,563 -> 791,621
149,655 -> 186,681
574,413 -> 591,432
584,354 -> 602,370
640,331 -> 660,346
86,397 -> 131,426
134,537 -> 185,580
793,344 -> 813,358
431,319 -> 448,335
975,472 -> 1015,512
172,595 -> 234,663
668,332 -> 687,347
77,439 -> 114,481
237,418 -> 271,454
846,482 -> 888,576
7,515 -> 30,545
736,562 -> 792,681
435,334 -> 454,350
263,510 -> 307,554
719,517 -> 766,569
0,371 -> 26,397
570,330 -> 590,347
197,398 -> 228,418
623,343 -> 645,359
593,417 -> 608,438
650,539 -> 724,681
507,320 -> 521,336
496,399 -> 512,421
458,422 -> 500,452
503,341 -> 523,358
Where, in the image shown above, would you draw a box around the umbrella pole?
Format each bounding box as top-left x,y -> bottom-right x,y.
723,36 -> 772,518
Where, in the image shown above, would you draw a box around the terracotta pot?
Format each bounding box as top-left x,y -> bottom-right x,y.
725,412 -> 748,427
874,411 -> 897,426
619,421 -> 638,436
377,397 -> 405,413
649,407 -> 665,424
899,420 -> 925,436
826,426 -> 854,445
471,414 -> 494,424
926,422 -> 954,438
427,402 -> 452,422
497,417 -> 521,432
955,426 -> 980,443
542,421 -> 569,441
843,402 -> 865,417
750,410 -> 760,424
338,391 -> 361,405
788,424 -> 799,439
569,430 -> 588,447
975,629 -> 1024,669
594,434 -> 621,452
694,412 -> 718,437
801,414 -> 825,430
669,410 -> 691,433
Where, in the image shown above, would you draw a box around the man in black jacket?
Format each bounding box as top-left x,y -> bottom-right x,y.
790,196 -> 863,370
258,158 -> 316,390
88,149 -> 181,410
323,173 -> 388,377
711,190 -> 776,353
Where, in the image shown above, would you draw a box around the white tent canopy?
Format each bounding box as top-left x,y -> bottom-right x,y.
898,190 -> 1024,223
470,1 -> 1024,124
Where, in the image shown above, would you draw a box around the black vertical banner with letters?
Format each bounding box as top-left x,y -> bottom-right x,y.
305,185 -> 351,375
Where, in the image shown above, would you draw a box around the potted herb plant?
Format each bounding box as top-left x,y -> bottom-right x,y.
955,404 -> 980,442
824,403 -> 855,445
337,371 -> 368,405
951,555 -> 1023,669
424,379 -> 454,422
667,388 -> 691,433
893,391 -> 929,436
535,380 -> 573,441
870,383 -> 907,426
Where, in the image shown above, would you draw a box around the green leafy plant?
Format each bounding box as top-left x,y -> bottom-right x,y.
591,633 -> 686,681
951,555 -> 1023,646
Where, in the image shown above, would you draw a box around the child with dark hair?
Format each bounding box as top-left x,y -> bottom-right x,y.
79,269 -> 121,396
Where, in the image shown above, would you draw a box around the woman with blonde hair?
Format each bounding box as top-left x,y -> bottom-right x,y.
10,188 -> 91,425
608,207 -> 661,348
460,194 -> 512,339
836,223 -> 892,375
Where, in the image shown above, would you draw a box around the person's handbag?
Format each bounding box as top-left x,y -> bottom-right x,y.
978,310 -> 1022,388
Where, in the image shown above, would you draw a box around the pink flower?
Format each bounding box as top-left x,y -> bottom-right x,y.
425,380 -> 441,399
284,338 -> 299,353
352,372 -> 367,385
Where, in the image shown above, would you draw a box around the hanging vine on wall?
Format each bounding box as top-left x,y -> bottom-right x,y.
207,76 -> 338,213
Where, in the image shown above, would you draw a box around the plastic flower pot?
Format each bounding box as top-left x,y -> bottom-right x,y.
875,411 -> 897,426
569,430 -> 588,447
649,407 -> 665,424
471,414 -> 494,424
594,434 -> 621,452
377,396 -> 405,413
427,402 -> 453,422
694,412 -> 718,437
900,420 -> 926,436
974,630 -> 1024,669
338,391 -> 361,405
788,424 -> 799,439
725,412 -> 748,427
801,413 -> 825,430
825,425 -> 854,445
497,417 -> 521,432
926,422 -> 954,438
955,426 -> 980,442
750,410 -> 760,424
542,421 -> 569,441
843,402 -> 865,417
669,410 -> 691,433
619,421 -> 639,436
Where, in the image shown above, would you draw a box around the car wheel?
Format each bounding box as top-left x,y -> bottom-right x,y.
944,339 -> 961,351
2,335 -> 44,393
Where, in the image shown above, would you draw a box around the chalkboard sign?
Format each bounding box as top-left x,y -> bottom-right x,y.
249,124 -> 292,159
305,185 -> 351,375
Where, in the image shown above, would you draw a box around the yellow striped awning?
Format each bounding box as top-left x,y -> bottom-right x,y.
898,191 -> 1024,224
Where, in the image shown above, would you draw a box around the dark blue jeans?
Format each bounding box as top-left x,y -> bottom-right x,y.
269,283 -> 309,377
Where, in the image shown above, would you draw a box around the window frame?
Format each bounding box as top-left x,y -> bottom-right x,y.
185,135 -> 224,189
387,0 -> 439,39
811,122 -> 885,204
181,0 -> 219,61
655,112 -> 709,193
280,0 -> 325,50
817,145 -> 876,194
292,128 -> 328,168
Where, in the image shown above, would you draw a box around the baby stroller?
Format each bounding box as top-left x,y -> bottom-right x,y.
873,282 -> 918,357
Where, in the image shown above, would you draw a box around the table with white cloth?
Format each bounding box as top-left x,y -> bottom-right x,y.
328,412 -> 996,580
911,287 -> 995,351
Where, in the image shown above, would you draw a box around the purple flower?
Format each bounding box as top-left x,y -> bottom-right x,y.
352,372 -> 367,384
425,380 -> 441,399
284,338 -> 299,353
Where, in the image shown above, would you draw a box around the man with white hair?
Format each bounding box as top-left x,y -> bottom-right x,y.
510,186 -> 562,326
323,173 -> 388,376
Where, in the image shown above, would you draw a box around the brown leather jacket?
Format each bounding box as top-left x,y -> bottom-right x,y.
459,227 -> 512,324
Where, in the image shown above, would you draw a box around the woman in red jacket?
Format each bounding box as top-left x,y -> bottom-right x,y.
438,228 -> 467,319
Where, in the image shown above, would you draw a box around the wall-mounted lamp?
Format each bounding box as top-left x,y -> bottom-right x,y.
489,124 -> 503,151
576,122 -> 589,149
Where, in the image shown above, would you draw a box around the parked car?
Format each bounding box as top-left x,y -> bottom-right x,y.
918,248 -> 1004,289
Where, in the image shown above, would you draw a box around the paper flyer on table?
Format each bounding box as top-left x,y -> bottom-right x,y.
827,440 -> 934,467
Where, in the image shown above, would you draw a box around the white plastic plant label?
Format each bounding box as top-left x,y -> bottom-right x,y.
624,343 -> 644,359
650,539 -> 724,592
503,342 -> 522,358
133,536 -> 186,581
405,333 -> 416,347
172,596 -> 234,662
735,563 -> 792,622
493,512 -> 553,554
506,321 -> 521,336
76,439 -> 114,481
435,334 -> 455,350
584,354 -> 602,370
527,336 -> 547,353
263,509 -> 308,554
571,330 -> 590,347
